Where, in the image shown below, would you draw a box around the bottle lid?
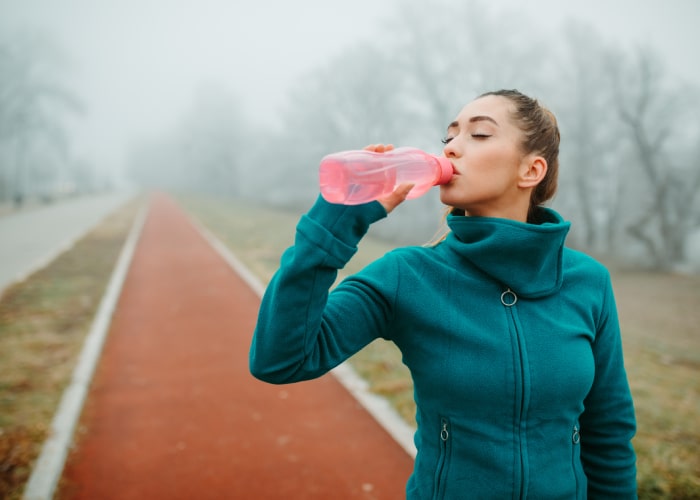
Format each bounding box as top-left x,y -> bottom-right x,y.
435,156 -> 454,185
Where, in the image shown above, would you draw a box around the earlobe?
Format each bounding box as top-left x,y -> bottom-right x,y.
518,156 -> 547,189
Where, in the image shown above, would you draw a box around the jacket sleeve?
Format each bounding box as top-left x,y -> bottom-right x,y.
249,195 -> 394,384
580,270 -> 637,498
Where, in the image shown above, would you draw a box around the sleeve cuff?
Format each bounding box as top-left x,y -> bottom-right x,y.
297,195 -> 387,267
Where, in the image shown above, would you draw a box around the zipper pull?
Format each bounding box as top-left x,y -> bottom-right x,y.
572,425 -> 580,444
501,288 -> 518,306
441,420 -> 449,442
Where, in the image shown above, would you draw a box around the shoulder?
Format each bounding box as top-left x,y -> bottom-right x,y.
563,247 -> 611,283
562,248 -> 617,323
357,244 -> 447,281
387,243 -> 450,268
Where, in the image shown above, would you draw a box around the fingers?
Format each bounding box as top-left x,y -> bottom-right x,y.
378,182 -> 414,214
363,143 -> 395,153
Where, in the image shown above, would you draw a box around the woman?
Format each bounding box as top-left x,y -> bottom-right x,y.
250,89 -> 637,498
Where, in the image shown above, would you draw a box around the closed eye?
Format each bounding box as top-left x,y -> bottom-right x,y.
441,136 -> 454,145
471,134 -> 491,139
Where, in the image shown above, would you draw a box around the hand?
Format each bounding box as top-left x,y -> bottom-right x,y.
378,182 -> 415,213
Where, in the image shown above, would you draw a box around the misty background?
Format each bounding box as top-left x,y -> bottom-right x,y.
1,0 -> 699,271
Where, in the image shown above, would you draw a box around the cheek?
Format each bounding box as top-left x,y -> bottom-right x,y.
477,146 -> 518,169
473,148 -> 522,183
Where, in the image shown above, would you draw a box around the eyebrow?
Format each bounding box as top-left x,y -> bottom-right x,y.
469,115 -> 499,126
447,115 -> 499,130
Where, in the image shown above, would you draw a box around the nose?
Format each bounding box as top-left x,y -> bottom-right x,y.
443,138 -> 459,158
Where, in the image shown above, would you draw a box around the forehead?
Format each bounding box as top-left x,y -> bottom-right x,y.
451,95 -> 514,127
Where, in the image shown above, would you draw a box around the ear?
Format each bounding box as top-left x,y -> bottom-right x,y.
518,156 -> 547,189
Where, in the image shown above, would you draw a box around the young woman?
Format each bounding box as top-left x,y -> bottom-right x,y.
250,89 -> 637,499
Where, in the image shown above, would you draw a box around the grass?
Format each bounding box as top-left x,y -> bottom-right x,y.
0,195 -> 143,500
0,191 -> 697,499
178,194 -> 700,499
612,270 -> 700,497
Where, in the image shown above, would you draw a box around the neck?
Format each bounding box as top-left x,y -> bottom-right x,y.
461,202 -> 530,223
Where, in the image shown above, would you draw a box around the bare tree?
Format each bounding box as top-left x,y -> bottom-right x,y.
387,0 -> 551,138
266,42 -> 412,209
552,21 -> 626,253
0,33 -> 82,204
612,50 -> 700,269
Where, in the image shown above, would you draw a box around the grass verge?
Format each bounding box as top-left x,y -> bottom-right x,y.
0,195 -> 143,500
178,194 -> 700,499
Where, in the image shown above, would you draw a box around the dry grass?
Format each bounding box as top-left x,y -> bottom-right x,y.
612,269 -> 700,497
179,194 -> 700,499
0,195 -> 143,500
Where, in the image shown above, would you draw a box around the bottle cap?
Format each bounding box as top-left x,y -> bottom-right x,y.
435,157 -> 454,185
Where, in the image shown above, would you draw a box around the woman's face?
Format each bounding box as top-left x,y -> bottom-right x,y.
440,95 -> 533,219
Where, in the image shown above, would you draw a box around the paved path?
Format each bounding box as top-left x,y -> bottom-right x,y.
0,191 -> 135,293
56,193 -> 414,499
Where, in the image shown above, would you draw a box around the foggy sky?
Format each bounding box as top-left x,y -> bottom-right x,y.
1,0 -> 698,180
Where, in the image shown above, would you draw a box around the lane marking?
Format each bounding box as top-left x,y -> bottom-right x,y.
187,212 -> 418,459
22,202 -> 149,500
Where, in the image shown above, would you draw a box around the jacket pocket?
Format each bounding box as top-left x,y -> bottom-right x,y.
571,422 -> 586,498
433,416 -> 451,500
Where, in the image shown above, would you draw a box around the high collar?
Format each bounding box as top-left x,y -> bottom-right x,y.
444,208 -> 571,298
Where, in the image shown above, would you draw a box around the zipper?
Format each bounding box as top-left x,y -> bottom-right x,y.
502,287 -> 529,498
572,423 -> 582,497
433,417 -> 450,500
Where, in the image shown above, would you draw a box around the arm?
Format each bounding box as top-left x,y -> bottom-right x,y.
249,195 -> 393,383
580,272 -> 637,498
250,144 -> 413,384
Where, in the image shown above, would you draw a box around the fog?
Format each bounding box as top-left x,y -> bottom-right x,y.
1,0 -> 404,177
2,0 -> 700,269
2,0 -> 698,176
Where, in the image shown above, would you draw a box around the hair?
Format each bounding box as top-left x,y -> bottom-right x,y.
480,89 -> 560,221
430,89 -> 560,244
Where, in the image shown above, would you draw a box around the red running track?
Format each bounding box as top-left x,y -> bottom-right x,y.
57,193 -> 414,499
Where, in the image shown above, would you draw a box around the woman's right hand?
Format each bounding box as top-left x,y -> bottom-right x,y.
363,143 -> 414,213
378,183 -> 415,213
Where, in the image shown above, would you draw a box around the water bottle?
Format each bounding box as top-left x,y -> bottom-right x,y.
319,147 -> 453,205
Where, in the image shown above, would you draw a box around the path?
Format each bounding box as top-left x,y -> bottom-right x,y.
0,191 -> 135,293
56,193 -> 414,499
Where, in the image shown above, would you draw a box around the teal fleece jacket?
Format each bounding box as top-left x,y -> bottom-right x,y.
250,196 -> 637,499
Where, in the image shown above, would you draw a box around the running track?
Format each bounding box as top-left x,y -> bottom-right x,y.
56,193 -> 414,499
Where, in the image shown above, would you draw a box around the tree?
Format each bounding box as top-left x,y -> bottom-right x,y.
551,21 -> 626,253
386,0 -> 551,138
0,32 -> 82,204
612,50 -> 700,269
267,42 -> 412,209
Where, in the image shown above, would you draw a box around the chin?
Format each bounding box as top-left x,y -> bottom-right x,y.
439,189 -> 463,210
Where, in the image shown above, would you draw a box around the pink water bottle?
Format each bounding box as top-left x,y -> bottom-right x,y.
319,147 -> 453,205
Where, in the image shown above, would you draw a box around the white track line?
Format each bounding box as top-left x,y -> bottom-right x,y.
22,204 -> 149,500
189,214 -> 418,459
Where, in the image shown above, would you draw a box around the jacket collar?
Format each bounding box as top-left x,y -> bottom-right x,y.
444,207 -> 570,298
